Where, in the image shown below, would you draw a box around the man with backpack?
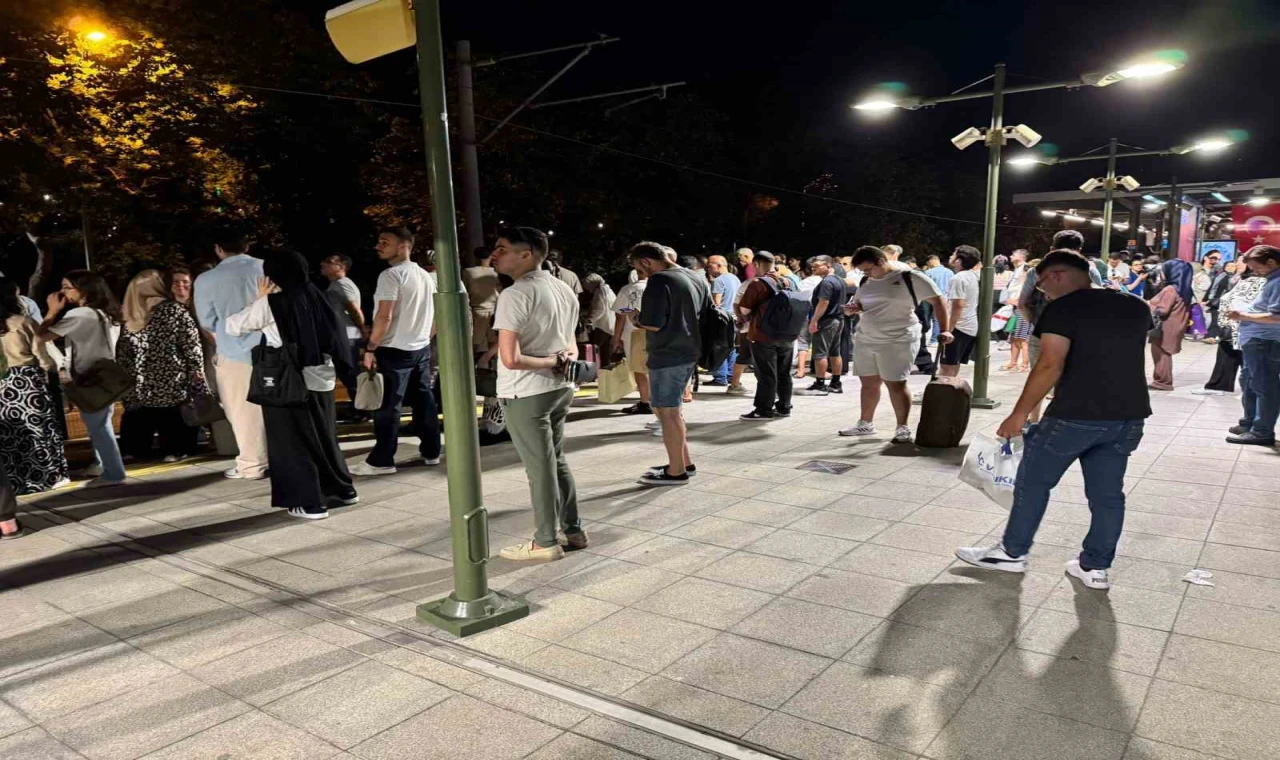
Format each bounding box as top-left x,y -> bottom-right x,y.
736,251 -> 808,420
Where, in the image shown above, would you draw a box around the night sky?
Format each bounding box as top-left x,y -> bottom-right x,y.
422,0 -> 1280,210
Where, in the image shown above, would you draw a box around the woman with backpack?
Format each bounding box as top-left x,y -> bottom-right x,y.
838,246 -> 952,443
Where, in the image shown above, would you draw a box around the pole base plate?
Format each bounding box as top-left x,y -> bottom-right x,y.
416,591 -> 529,637
970,397 -> 1001,410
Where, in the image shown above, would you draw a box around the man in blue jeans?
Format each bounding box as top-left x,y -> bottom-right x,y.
956,250 -> 1152,589
1226,245 -> 1280,446
350,227 -> 442,476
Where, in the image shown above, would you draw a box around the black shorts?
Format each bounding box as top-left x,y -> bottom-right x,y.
942,330 -> 977,365
810,319 -> 843,359
734,332 -> 753,366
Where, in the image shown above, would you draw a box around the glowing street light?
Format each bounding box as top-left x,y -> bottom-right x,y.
1114,61 -> 1179,79
84,29 -> 109,42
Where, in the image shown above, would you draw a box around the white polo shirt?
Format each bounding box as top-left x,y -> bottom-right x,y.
373,261 -> 435,351
492,270 -> 579,399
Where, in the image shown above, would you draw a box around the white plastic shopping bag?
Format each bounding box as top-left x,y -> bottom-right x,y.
959,432 -> 1022,509
990,304 -> 1014,333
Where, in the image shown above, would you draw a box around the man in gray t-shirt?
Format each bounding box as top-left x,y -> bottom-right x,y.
320,254 -> 368,411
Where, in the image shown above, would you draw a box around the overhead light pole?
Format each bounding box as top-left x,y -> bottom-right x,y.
852,52 -> 1185,408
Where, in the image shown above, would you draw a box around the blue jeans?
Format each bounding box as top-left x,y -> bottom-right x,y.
82,404 -> 127,481
1002,417 -> 1144,570
713,349 -> 737,384
1240,339 -> 1280,439
367,346 -> 441,467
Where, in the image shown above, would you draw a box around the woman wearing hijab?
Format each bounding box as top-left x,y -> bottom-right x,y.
1148,259 -> 1194,390
116,269 -> 210,462
226,249 -> 356,519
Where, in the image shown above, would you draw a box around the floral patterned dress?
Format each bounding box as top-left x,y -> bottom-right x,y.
115,300 -> 209,409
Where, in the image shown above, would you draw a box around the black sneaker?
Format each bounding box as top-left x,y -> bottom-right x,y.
775,407 -> 792,418
638,470 -> 690,487
647,463 -> 697,477
828,383 -> 844,395
1226,431 -> 1277,446
560,530 -> 589,551
798,382 -> 829,396
704,379 -> 730,387
327,492 -> 360,508
740,410 -> 775,421
621,402 -> 652,415
1228,424 -> 1250,435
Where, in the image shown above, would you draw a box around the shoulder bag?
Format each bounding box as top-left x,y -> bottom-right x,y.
63,311 -> 135,413
247,336 -> 308,407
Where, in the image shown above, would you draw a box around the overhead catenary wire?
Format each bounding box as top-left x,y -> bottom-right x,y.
1,57 -> 1053,231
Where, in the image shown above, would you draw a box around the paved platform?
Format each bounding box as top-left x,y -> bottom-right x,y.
3,341 -> 1278,760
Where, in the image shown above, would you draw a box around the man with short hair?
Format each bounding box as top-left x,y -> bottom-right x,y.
735,251 -> 796,420
881,244 -> 911,272
546,249 -> 583,295
957,250 -> 1151,589
706,255 -> 740,386
1226,245 -> 1280,446
350,227 -> 442,476
632,242 -> 709,485
320,254 -> 368,417
939,245 -> 982,377
195,227 -> 267,480
800,255 -> 846,395
490,227 -> 585,561
735,247 -> 757,283
1107,251 -> 1131,285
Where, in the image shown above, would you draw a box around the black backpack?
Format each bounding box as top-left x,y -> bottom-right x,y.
699,305 -> 735,370
758,276 -> 811,341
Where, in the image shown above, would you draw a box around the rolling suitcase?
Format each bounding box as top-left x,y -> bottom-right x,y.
915,346 -> 972,448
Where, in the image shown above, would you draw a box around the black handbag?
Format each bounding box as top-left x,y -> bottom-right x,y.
247,337 -> 308,407
180,394 -> 226,427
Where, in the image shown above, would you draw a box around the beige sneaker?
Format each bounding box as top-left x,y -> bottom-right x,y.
498,540 -> 565,562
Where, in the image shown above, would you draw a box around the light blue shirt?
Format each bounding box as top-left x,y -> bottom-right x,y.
925,265 -> 953,295
711,273 -> 739,314
194,254 -> 264,363
19,296 -> 41,323
1239,268 -> 1280,347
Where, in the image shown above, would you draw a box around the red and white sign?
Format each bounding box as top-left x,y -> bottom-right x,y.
1233,202 -> 1280,252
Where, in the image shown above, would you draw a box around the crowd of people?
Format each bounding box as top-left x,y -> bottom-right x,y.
0,222 -> 1277,590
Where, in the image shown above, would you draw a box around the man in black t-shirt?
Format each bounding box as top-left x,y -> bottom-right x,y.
800,255 -> 847,396
956,250 -> 1151,591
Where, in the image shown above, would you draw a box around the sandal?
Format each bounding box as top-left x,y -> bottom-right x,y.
999,363 -> 1018,371
1,520 -> 25,540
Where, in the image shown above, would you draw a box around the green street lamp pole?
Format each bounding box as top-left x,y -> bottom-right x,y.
1100,137 -> 1119,256
971,63 -> 1006,409
410,0 -> 529,636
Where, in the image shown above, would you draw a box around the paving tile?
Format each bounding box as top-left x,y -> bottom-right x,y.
525,733 -> 643,760
0,727 -> 86,759
786,511 -> 890,542
77,586 -> 231,639
634,577 -> 772,628
550,559 -> 684,605
263,661 -> 450,749
1018,608 -> 1169,676
694,551 -> 818,593
1105,557 -> 1197,595
1222,487 -> 1277,509
349,694 -> 559,760
1114,532 -> 1203,565
868,522 -> 984,557
788,568 -> 915,617
517,645 -> 648,696
1208,521 -> 1280,552
1123,737 -> 1222,760
1041,583 -> 1183,631
831,544 -> 954,585
926,487 -> 1010,514
620,676 -> 769,737
854,481 -> 948,505
731,597 -> 880,658
464,678 -> 590,729
43,674 -> 250,760
782,661 -> 965,754
976,648 -> 1151,731
753,484 -> 844,509
574,715 -> 714,760
688,475 -> 778,499
501,588 -> 621,643
0,641 -> 179,723
1185,568 -> 1280,612
662,632 -> 830,708
374,648 -> 486,691
1229,473 -> 1280,492
0,617 -> 118,680
742,529 -> 859,566
743,712 -> 914,760
138,711 -> 341,759
562,609 -> 716,672
712,499 -> 813,528
923,694 -> 1128,760
1157,633 -> 1280,703
445,626 -> 550,661
666,516 -> 776,549
1199,542 -> 1280,578
612,536 -> 734,574
0,699 -> 31,740
1130,480 -> 1224,502
824,495 -> 923,521
26,564 -> 178,614
903,505 -> 1005,534
1141,466 -> 1233,487
1174,597 -> 1280,653
1136,679 -> 1280,759
189,631 -> 364,707
1122,511 -> 1213,541
1216,503 -> 1280,531
844,620 -> 1003,691
890,572 -> 1051,644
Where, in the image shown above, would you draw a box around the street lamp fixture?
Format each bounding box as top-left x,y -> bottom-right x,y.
84,30 -> 109,42
1247,196 -> 1271,207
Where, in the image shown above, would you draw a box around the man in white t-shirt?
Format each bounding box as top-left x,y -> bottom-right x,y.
839,246 -> 952,442
350,227 -> 441,476
489,227 -> 584,562
940,245 -> 983,377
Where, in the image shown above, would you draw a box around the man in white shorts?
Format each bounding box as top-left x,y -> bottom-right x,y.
839,245 -> 952,443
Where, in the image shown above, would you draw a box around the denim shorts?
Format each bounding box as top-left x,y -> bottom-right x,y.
649,362 -> 696,409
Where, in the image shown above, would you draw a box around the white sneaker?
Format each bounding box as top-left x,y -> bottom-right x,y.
421,457 -> 441,466
162,454 -> 187,464
954,543 -> 1027,573
644,419 -> 663,430
838,421 -> 876,437
498,540 -> 565,561
350,462 -> 397,476
223,468 -> 267,480
83,477 -> 128,489
892,425 -> 913,443
1065,559 -> 1111,589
